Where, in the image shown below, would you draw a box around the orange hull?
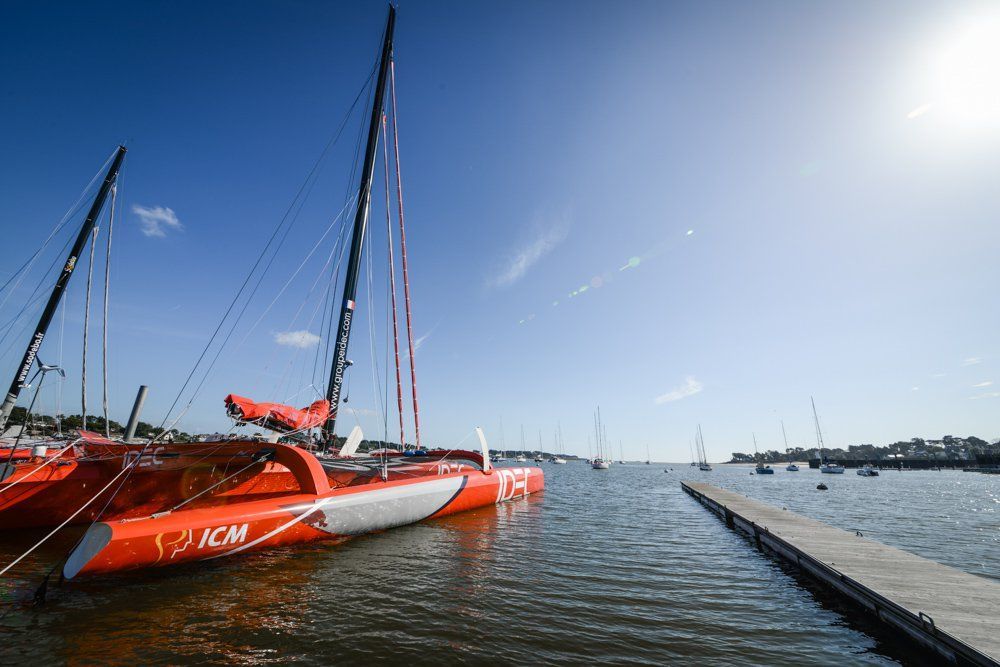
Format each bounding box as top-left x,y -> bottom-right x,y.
0,441 -> 302,530
65,457 -> 544,578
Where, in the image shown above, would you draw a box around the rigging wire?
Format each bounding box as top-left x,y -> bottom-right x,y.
149,66 -> 378,441
80,225 -> 100,431
389,58 -> 422,449
0,149 -> 114,306
102,180 -> 118,437
381,115 -> 406,449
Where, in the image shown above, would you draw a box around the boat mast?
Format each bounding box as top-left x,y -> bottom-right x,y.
323,6 -> 396,447
811,396 -> 825,462
0,146 -> 126,432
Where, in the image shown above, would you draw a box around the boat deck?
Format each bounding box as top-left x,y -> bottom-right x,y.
681,481 -> 1000,666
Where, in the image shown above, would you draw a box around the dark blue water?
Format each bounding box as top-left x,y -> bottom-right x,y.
0,463 -> 995,664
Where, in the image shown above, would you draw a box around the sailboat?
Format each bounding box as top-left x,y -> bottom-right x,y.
618,441 -> 626,465
644,444 -> 650,465
550,424 -> 567,464
591,408 -> 610,469
782,420 -> 799,471
697,425 -> 712,471
515,426 -> 527,462
753,433 -> 773,474
4,8 -> 546,578
813,397 -> 844,474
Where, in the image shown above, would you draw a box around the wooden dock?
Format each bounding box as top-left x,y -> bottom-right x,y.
682,481 -> 1000,666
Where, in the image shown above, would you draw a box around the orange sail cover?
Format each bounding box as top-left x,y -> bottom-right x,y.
224,394 -> 330,433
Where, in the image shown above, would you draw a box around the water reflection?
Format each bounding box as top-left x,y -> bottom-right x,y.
1,464 -> 990,664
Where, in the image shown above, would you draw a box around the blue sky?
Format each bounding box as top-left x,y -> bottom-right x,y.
2,0 -> 998,460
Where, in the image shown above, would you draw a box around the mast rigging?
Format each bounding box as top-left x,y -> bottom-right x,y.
0,145 -> 126,432
323,6 -> 396,447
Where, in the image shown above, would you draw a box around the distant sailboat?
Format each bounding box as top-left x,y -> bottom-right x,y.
645,444 -> 650,465
551,424 -> 567,464
515,425 -> 527,462
591,407 -> 610,470
782,420 -> 799,471
753,433 -> 773,474
813,397 -> 844,474
697,425 -> 712,471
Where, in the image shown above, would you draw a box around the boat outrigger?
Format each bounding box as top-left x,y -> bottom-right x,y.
1,6 -> 544,579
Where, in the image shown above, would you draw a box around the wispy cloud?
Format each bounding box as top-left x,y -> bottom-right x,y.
911,386 -> 920,391
962,357 -> 983,366
274,330 -> 320,348
654,376 -> 703,404
489,213 -> 569,287
133,205 -> 183,237
969,391 -> 1000,400
972,380 -> 994,388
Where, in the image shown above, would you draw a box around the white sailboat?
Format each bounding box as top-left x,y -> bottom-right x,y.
813,397 -> 844,474
697,425 -> 712,471
514,425 -> 527,462
782,420 -> 799,471
551,424 -> 567,464
591,407 -> 610,470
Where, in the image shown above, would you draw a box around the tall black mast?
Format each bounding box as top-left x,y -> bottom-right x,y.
323,6 -> 396,447
0,145 -> 127,432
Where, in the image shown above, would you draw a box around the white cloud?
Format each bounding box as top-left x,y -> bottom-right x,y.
907,103 -> 932,119
972,380 -> 994,388
274,330 -> 320,348
962,357 -> 983,366
133,205 -> 183,237
489,214 -> 569,287
969,391 -> 1000,400
654,376 -> 704,404
911,386 -> 920,391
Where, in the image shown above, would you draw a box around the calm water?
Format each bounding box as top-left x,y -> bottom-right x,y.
0,463 -> 996,665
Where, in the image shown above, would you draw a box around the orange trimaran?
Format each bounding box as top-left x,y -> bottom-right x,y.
0,6 -> 543,580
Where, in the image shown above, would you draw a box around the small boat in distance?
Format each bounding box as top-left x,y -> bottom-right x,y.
645,444 -> 650,465
857,464 -> 879,477
551,424 -> 567,463
812,397 -> 844,474
753,433 -> 774,474
781,421 -> 798,470
697,425 -> 712,471
591,407 -> 610,469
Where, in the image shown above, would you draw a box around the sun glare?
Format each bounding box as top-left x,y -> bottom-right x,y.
926,10 -> 1000,131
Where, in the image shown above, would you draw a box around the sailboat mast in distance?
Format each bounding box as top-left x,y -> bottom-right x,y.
0,146 -> 126,432
324,6 -> 396,447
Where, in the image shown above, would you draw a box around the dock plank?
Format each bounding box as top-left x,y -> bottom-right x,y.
682,481 -> 1000,666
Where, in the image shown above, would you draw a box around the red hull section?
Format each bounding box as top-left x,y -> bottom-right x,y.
0,441 -> 303,530
65,463 -> 544,578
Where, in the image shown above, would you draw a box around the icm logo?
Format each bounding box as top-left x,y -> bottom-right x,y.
197,523 -> 249,549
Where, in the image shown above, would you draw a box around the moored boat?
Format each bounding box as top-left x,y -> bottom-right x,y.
2,7 -> 546,578
64,443 -> 542,578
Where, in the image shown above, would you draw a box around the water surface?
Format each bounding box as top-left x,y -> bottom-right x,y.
0,463 -> 995,665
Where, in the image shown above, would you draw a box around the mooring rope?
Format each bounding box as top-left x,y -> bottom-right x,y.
0,459 -> 135,578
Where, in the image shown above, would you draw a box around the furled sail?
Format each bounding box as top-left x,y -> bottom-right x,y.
224,394 -> 330,433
